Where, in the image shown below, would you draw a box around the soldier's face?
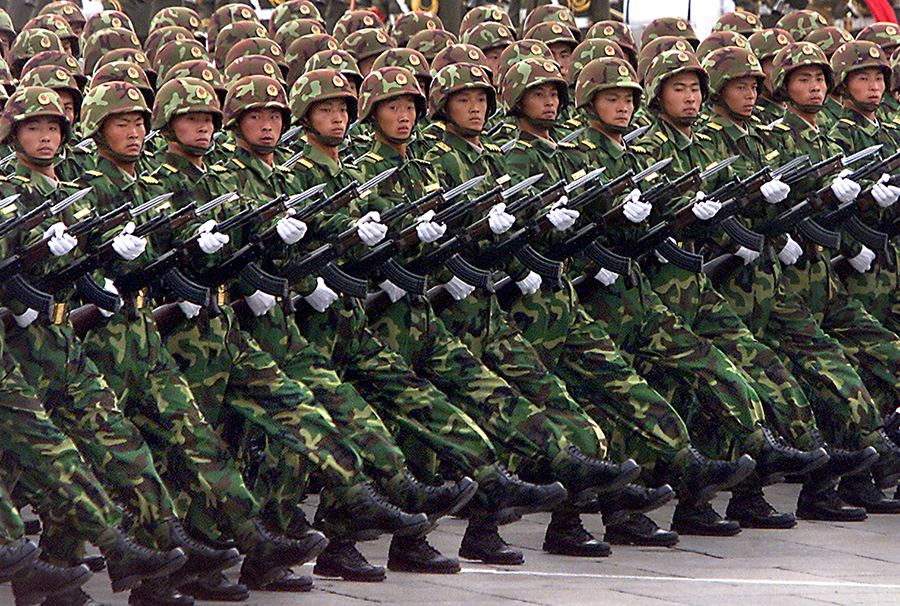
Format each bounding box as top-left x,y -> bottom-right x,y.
786,66 -> 826,107
549,43 -> 574,79
374,94 -> 416,140
484,48 -> 503,85
719,76 -> 758,118
56,90 -> 76,124
660,72 -> 701,120
170,112 -> 214,149
591,87 -> 634,128
238,107 -> 283,148
358,56 -> 378,77
761,58 -> 775,94
308,98 -> 349,140
845,68 -> 885,107
15,116 -> 62,160
445,88 -> 488,132
520,83 -> 559,121
101,111 -> 146,158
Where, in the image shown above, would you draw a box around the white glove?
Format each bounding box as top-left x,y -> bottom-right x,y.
13,308 -> 38,328
303,277 -> 338,312
831,173 -> 861,204
44,222 -> 77,257
736,246 -> 760,265
622,188 -> 651,223
488,203 -> 515,234
547,203 -> 580,232
379,279 -> 406,302
516,270 -> 542,295
872,173 -> 900,208
777,235 -> 802,265
276,210 -> 307,245
443,275 -> 475,301
691,192 -> 722,220
196,219 -> 230,254
112,222 -> 147,261
99,278 -> 119,317
594,267 -> 619,285
760,178 -> 790,204
178,301 -> 202,319
415,210 -> 446,243
848,245 -> 876,273
244,289 -> 277,316
356,211 -> 388,246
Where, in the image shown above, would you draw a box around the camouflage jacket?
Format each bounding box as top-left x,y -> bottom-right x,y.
818,96 -> 843,131
423,129 -> 507,199
755,95 -> 785,126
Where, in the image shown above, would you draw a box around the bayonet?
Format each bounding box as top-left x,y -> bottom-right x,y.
285,183 -> 328,207
196,191 -> 238,216
623,124 -> 650,143
49,187 -> 93,215
564,167 -> 605,194
633,157 -> 673,183
128,192 -> 175,218
771,154 -> 809,180
500,139 -> 517,154
358,166 -> 398,196
501,173 -> 544,200
444,175 -> 486,201
558,127 -> 586,145
842,144 -> 882,167
279,125 -> 303,145
699,155 -> 739,181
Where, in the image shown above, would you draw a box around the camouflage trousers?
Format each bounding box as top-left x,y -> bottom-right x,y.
0,482 -> 22,545
575,267 -> 764,461
840,243 -> 900,334
714,252 -> 881,449
648,261 -> 819,451
503,276 -> 692,472
436,288 -> 607,462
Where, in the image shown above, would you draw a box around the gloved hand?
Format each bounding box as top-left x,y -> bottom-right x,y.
777,235 -> 802,265
691,192 -> 722,220
99,278 -> 120,317
112,222 -> 147,261
872,173 -> 900,208
45,222 -> 77,257
178,301 -> 202,319
303,277 -> 338,312
546,202 -> 579,231
245,289 -> 277,316
444,275 -> 475,300
736,246 -> 760,265
196,219 -> 230,254
831,170 -> 861,204
488,203 -> 515,234
379,279 -> 406,302
622,188 -> 652,223
760,178 -> 790,204
356,211 -> 388,246
594,267 -> 619,285
13,308 -> 38,328
276,210 -> 307,245
516,270 -> 542,295
415,209 -> 446,243
848,245 -> 876,273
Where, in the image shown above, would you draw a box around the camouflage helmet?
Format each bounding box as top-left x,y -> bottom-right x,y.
214,20 -> 269,68
269,0 -> 323,36
645,49 -> 708,109
38,2 -> 85,32
831,40 -> 892,90
90,60 -> 153,106
154,39 -> 210,80
285,33 -> 339,86
776,10 -> 827,42
586,21 -> 638,66
289,68 -> 358,124
0,57 -> 16,94
460,21 -> 516,52
805,26 -> 854,59
208,4 -> 260,52
151,77 -> 222,131
891,48 -> 900,92
700,46 -> 764,97
80,80 -> 150,140
638,36 -> 692,82
711,10 -> 762,37
524,22 -> 578,50
568,38 -> 625,87
225,54 -> 282,88
333,10 -> 383,40
522,5 -> 580,41
161,60 -> 226,104
371,48 -> 431,81
428,63 -> 496,121
0,9 -> 14,44
431,44 -> 491,77
857,22 -> 900,54
225,38 -> 286,75
0,86 -> 71,146
149,6 -> 204,40
83,28 -> 141,74
407,29 -> 458,63
95,48 -> 155,86
23,15 -> 77,56
358,66 -> 426,123
641,17 -> 699,49
696,31 -> 750,61
145,25 -> 196,65
391,11 -> 443,48
21,49 -> 82,79
82,10 -> 133,40
222,74 -> 290,130
497,40 -> 552,84
341,28 -> 395,64
304,50 -> 363,89
273,18 -> 325,52
575,57 -> 642,116
501,57 -> 568,116
748,28 -> 795,63
770,42 -> 833,101
9,30 -> 65,78
460,5 -> 513,36
19,65 -> 82,118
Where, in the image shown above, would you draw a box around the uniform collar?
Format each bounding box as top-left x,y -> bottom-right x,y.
233,145 -> 274,179
300,139 -> 342,177
442,129 -> 484,162
161,150 -> 206,178
838,105 -> 880,135
518,130 -> 557,155
14,163 -> 57,196
586,127 -> 626,160
370,138 -> 407,164
656,117 -> 693,151
780,109 -> 821,141
95,155 -> 136,187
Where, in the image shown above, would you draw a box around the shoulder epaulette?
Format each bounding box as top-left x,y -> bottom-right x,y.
223,142 -> 236,152
502,123 -> 516,131
558,141 -> 576,149
59,181 -> 80,188
85,170 -> 104,177
884,121 -> 897,129
765,150 -> 780,162
161,163 -> 178,173
433,122 -> 446,131
139,175 -> 159,185
707,121 -> 723,131
364,151 -> 383,162
566,118 -> 582,127
580,140 -> 596,150
654,131 -> 668,143
630,145 -> 647,154
774,123 -> 791,132
517,140 -> 532,148
750,115 -> 761,122
756,123 -> 772,132
209,164 -> 227,173
695,132 -> 712,142
275,164 -> 291,172
232,159 -> 246,169
10,175 -> 28,183
423,133 -> 438,140
435,141 -> 452,152
839,118 -> 855,127
296,157 -> 314,169
484,143 -> 500,152
143,150 -> 154,157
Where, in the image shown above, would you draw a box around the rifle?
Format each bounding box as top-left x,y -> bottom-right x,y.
0,187 -> 91,240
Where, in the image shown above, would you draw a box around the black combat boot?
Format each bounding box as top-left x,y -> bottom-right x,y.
472,463 -> 568,525
669,447 -> 756,503
388,535 -> 460,573
314,539 -> 386,582
865,430 -> 900,490
743,428 -> 829,484
542,509 -> 610,557
550,447 -> 641,507
726,482 -> 796,529
128,581 -> 194,606
838,473 -> 900,514
796,484 -> 867,521
154,519 -> 241,582
179,571 -> 250,602
671,500 -> 741,536
599,484 -> 675,527
235,518 -> 327,590
314,483 -> 430,542
459,521 -> 524,565
386,470 -> 478,522
605,514 -> 679,547
12,561 -> 91,606
0,538 -> 39,581
41,588 -> 111,606
96,527 -> 186,593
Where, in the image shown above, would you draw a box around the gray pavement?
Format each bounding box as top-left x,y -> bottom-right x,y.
7,482 -> 900,606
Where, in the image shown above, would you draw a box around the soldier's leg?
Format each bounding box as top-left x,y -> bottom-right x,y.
840,245 -> 900,331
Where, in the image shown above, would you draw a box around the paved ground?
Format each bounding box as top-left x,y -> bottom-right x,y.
7,482 -> 900,606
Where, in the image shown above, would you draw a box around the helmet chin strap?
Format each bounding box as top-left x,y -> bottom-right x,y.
94,133 -> 141,165
303,120 -> 345,148
372,120 -> 412,145
522,114 -> 556,130
233,128 -> 277,155
600,118 -> 630,134
164,128 -> 211,157
714,99 -> 752,124
447,118 -> 480,138
846,91 -> 880,116
788,97 -> 824,115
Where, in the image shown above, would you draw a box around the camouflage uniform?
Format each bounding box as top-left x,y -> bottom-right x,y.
776,10 -> 828,42
748,28 -> 796,125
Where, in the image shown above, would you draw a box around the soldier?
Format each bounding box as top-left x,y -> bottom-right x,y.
748,28 -> 796,125
804,26 -> 854,128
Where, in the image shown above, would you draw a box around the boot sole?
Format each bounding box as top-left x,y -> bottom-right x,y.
602,485 -> 675,528
604,528 -> 679,547
110,551 -> 188,593
312,562 -> 387,582
172,550 -> 242,586
670,522 -> 741,537
14,564 -> 92,606
497,483 -> 569,525
796,507 -> 867,522
428,479 -> 479,523
0,541 -> 40,582
387,558 -> 461,574
457,547 -> 524,565
697,455 -> 756,503
571,461 -> 642,507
